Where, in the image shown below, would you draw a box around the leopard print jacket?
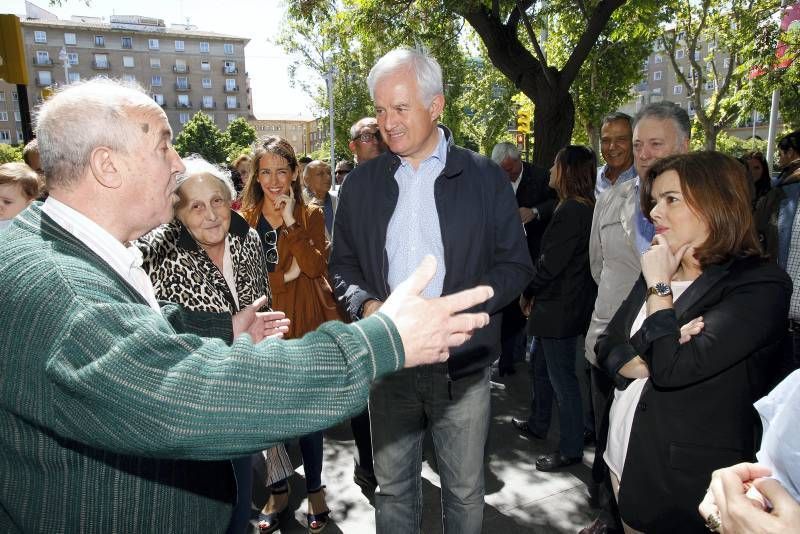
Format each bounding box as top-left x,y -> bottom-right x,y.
138,211 -> 272,313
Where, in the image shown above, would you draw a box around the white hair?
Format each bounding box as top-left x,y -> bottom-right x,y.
178,154 -> 236,201
491,142 -> 520,165
367,48 -> 443,107
35,77 -> 165,189
349,117 -> 377,140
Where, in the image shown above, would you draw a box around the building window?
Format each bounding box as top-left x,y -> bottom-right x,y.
226,96 -> 238,109
36,51 -> 50,65
676,49 -> 685,59
202,78 -> 212,89
654,54 -> 663,64
225,78 -> 237,91
202,95 -> 213,108
14,111 -> 21,122
179,112 -> 190,124
122,74 -> 136,83
178,94 -> 190,107
201,60 -> 210,71
0,112 -> 8,122
153,93 -> 164,105
149,38 -> 160,50
0,131 -> 11,141
723,58 -> 730,69
694,50 -> 702,61
224,61 -> 237,74
150,57 -> 161,69
653,70 -> 662,81
121,36 -> 133,49
228,114 -> 237,123
68,72 -> 80,83
677,31 -> 686,42
199,41 -> 209,53
175,40 -> 185,52
64,32 -> 76,45
34,31 -> 47,43
67,52 -> 79,65
174,59 -> 187,73
37,71 -> 52,85
176,76 -> 189,90
12,91 -> 17,101
151,75 -> 162,87
123,56 -> 135,68
223,43 -> 234,55
93,54 -> 109,69
94,35 -> 105,47
0,91 -> 4,102
673,84 -> 683,95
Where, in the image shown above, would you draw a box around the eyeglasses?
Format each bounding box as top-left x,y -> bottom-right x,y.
263,229 -> 278,267
354,131 -> 380,143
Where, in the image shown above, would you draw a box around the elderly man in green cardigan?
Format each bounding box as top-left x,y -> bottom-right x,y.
0,78 -> 492,533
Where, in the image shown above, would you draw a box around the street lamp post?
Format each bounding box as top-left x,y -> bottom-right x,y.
324,68 -> 337,190
58,46 -> 70,85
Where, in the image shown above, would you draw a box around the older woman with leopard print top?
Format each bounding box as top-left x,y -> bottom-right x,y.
138,155 -> 293,534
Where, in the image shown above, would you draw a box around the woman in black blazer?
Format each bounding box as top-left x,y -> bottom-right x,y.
597,152 -> 791,533
520,145 -> 598,471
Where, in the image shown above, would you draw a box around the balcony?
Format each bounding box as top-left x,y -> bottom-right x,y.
225,101 -> 239,110
223,85 -> 239,93
92,60 -> 110,70
175,83 -> 192,91
202,102 -> 216,109
177,100 -> 193,108
173,65 -> 190,73
33,57 -> 54,66
223,66 -> 238,74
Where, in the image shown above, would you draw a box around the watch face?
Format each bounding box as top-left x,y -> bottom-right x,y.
655,282 -> 671,296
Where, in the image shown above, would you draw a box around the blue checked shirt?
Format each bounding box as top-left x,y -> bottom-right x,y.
595,163 -> 637,198
386,128 -> 449,298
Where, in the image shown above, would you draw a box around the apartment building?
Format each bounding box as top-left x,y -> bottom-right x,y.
249,118 -> 317,158
0,6 -> 250,144
621,30 -> 775,140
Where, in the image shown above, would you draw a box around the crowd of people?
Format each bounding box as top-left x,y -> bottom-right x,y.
1,45 -> 799,534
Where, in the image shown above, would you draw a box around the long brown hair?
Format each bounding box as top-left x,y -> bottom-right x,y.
641,151 -> 763,268
553,145 -> 596,206
240,136 -> 306,213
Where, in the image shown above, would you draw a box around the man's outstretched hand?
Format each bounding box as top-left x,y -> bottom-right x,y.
380,256 -> 493,368
232,295 -> 291,342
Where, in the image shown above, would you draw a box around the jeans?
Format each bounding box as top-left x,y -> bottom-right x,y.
271,431 -> 324,492
526,337 -> 553,436
351,408 -> 374,475
541,336 -> 584,459
370,364 -> 490,534
225,455 -> 254,534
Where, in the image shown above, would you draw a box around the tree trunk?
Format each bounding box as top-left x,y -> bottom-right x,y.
587,123 -> 601,158
704,127 -> 717,151
528,81 -> 575,167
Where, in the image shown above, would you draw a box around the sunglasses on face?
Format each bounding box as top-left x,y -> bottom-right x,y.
354,131 -> 380,143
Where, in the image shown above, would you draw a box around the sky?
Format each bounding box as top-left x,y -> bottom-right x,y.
0,0 -> 319,119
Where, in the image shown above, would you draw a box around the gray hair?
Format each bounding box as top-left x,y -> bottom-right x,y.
177,154 -> 236,201
349,117 -> 377,140
633,102 -> 691,143
491,142 -> 520,165
367,48 -> 443,107
601,112 -> 633,129
35,77 -> 165,189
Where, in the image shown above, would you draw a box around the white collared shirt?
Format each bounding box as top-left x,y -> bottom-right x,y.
41,197 -> 161,311
510,164 -> 523,195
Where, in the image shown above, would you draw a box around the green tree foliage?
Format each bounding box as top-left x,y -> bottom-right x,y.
663,0 -> 782,150
0,144 -> 23,164
224,117 -> 257,161
173,112 -> 230,164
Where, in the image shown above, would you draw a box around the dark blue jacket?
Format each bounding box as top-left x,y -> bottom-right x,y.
328,127 -> 533,379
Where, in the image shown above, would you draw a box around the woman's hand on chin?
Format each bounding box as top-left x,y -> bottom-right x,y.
641,234 -> 692,286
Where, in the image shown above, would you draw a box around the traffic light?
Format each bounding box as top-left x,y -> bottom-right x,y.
516,109 -> 531,134
0,15 -> 28,85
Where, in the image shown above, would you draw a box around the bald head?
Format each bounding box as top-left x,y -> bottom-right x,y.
304,160 -> 332,199
35,78 -> 167,191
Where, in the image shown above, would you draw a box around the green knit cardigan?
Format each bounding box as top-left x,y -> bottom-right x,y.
0,204 -> 404,533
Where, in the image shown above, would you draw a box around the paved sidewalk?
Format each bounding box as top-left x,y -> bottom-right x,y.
249,366 -> 596,533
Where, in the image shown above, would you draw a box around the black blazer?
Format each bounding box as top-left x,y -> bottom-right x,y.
596,256 -> 790,533
524,199 -> 597,338
515,162 -> 557,262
